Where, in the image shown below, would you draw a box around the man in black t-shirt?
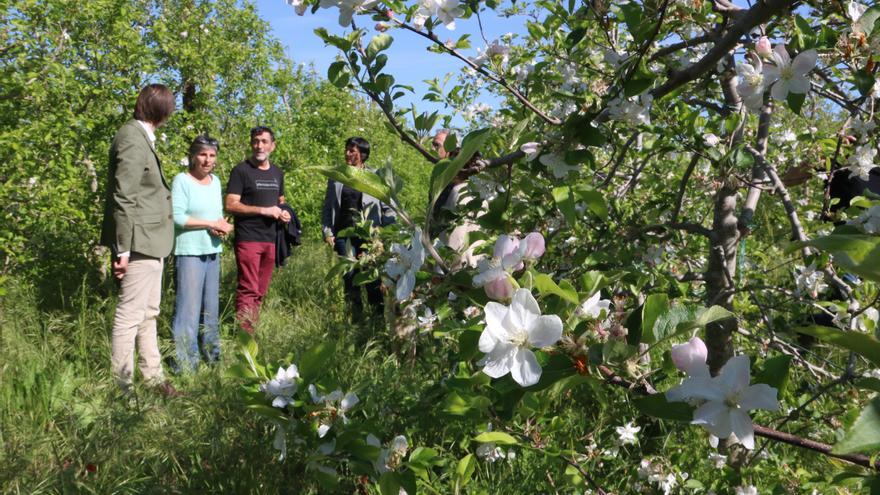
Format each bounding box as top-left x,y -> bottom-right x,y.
225,126 -> 290,334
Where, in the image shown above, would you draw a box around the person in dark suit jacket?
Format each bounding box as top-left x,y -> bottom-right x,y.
100,84 -> 179,396
321,137 -> 396,319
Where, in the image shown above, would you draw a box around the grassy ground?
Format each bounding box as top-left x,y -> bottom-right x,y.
0,239 -> 844,494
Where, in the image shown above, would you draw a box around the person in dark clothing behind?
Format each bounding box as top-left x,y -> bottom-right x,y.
321,137 -> 396,320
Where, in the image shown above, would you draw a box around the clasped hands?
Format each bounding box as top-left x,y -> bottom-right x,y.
209,218 -> 234,238
261,205 -> 291,223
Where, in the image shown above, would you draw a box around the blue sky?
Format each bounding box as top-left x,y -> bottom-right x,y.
253,0 -> 528,127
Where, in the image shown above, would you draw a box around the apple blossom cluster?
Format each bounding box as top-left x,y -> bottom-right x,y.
308,385 -> 359,437
794,263 -> 827,298
472,232 -> 545,300
607,92 -> 652,125
478,289 -> 563,387
736,41 -> 817,111
636,458 -> 679,495
384,228 -> 426,302
850,205 -> 880,234
366,434 -> 408,473
666,337 -> 780,449
412,0 -> 463,31
846,144 -> 878,181
261,364 -> 300,408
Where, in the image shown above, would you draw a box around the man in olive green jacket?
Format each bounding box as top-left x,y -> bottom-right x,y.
100,84 -> 178,396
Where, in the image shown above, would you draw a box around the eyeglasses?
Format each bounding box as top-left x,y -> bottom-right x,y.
193,136 -> 219,147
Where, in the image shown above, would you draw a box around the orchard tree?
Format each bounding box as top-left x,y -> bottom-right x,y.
235,0 -> 880,492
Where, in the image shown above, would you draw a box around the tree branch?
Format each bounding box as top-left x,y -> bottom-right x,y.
386,15 -> 562,125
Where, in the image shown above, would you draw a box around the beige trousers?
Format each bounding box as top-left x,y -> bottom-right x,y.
111,253 -> 166,388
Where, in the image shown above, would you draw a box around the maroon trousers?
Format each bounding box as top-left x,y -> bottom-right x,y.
234,241 -> 275,333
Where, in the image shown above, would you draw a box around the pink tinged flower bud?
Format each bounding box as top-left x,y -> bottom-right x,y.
522,232 -> 545,260
755,36 -> 772,59
375,23 -> 388,32
484,276 -> 514,301
671,336 -> 710,378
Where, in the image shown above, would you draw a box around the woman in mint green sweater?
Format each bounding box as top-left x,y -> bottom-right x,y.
171,136 -> 233,372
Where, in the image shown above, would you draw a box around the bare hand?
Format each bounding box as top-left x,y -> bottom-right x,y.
212,218 -> 233,235
113,256 -> 129,280
261,205 -> 283,219
279,210 -> 291,223
325,236 -> 335,247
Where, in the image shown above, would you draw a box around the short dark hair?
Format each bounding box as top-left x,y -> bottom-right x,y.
250,126 -> 275,142
133,84 -> 175,125
345,136 -> 370,162
188,135 -> 219,159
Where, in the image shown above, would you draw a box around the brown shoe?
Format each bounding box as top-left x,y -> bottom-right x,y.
151,380 -> 184,398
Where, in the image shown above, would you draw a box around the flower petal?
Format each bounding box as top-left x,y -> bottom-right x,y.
729,409 -> 756,449
718,355 -> 752,396
770,79 -> 789,101
739,383 -> 779,412
786,76 -> 810,95
791,49 -> 817,76
666,376 -> 725,403
479,343 -> 516,378
527,315 -> 563,348
510,348 -> 542,386
671,336 -> 710,378
484,302 -> 510,341
693,401 -> 732,439
395,270 -> 415,301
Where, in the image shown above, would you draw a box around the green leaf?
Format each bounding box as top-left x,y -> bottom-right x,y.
552,185 -> 577,225
309,164 -> 393,204
833,397 -> 880,455
856,377 -> 880,394
474,431 -> 519,445
379,472 -> 401,495
573,185 -> 608,220
298,341 -> 336,383
797,325 -> 880,367
633,393 -> 694,422
531,272 -> 579,305
428,128 -> 492,212
754,354 -> 792,392
245,404 -> 289,423
859,6 -> 880,37
795,234 -> 880,283
327,61 -> 349,88
455,454 -> 477,487
786,92 -> 806,115
366,33 -> 393,60
640,293 -> 670,344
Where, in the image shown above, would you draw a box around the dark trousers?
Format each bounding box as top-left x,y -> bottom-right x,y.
333,237 -> 382,318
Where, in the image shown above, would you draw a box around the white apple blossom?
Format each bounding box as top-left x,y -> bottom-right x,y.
703,133 -> 720,147
462,102 -> 492,122
520,142 -> 541,161
470,39 -> 510,67
286,0 -> 308,15
473,233 -> 545,300
848,1 -> 869,34
616,422 -> 640,445
736,61 -> 765,111
762,44 -> 817,101
608,92 -> 652,125
846,145 -> 878,181
476,442 -> 505,462
856,307 -> 879,333
539,153 -> 580,179
367,434 -> 409,473
851,118 -> 876,135
735,486 -> 758,495
514,62 -> 534,82
666,340 -> 780,449
262,364 -> 300,408
384,228 -> 426,302
795,263 -> 827,298
478,289 -> 563,386
708,452 -> 727,468
779,129 -> 797,143
319,0 -> 377,27
575,291 -> 611,320
430,0 -> 463,30
851,205 -> 880,233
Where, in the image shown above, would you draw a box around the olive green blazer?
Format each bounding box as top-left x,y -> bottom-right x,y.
100,120 -> 174,258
